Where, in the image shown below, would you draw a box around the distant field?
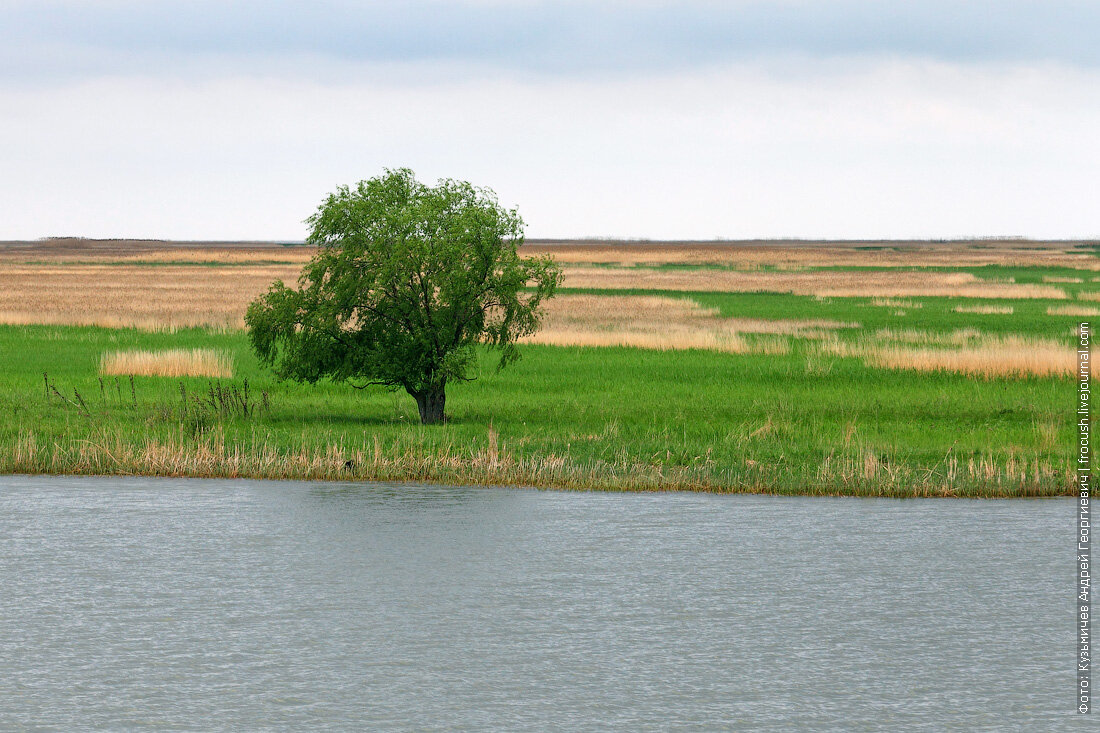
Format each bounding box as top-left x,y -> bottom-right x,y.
0,237 -> 1093,495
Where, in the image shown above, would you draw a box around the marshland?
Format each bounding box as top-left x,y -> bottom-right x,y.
1,236 -> 1092,496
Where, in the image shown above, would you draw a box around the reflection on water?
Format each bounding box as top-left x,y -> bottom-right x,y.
0,475 -> 1076,730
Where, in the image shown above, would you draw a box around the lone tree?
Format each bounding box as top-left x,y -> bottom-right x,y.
245,169 -> 561,424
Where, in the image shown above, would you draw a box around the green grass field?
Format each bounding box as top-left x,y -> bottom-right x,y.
1,266 -> 1083,495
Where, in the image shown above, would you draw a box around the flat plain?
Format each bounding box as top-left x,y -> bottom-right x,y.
1,237 -> 1094,496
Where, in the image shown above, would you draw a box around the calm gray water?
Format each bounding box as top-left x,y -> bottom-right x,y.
0,475 -> 1084,731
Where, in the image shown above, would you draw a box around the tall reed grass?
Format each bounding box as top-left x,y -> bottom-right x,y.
818,334 -> 1074,378
1048,305 -> 1100,317
558,266 -> 1069,299
2,428 -> 1070,497
100,349 -> 233,378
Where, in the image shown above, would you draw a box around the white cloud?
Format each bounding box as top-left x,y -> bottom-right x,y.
1,59 -> 1097,239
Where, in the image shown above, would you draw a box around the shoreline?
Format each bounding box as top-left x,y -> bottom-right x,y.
0,470 -> 1074,500
1,442 -> 1072,499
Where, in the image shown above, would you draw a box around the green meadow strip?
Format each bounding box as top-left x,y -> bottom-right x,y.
0,324 -> 1073,497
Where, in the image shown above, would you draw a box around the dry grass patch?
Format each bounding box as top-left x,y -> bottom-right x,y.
559,266 -> 1067,299
100,348 -> 233,377
523,240 -> 1100,270
0,311 -> 238,331
0,239 -> 315,265
818,334 -> 1074,378
527,328 -> 753,352
1043,276 -> 1083,283
109,249 -> 313,265
523,294 -> 852,353
0,263 -> 301,329
953,304 -> 1014,315
867,343 -> 1074,378
1048,305 -> 1100,317
0,242 -> 1085,332
7,237 -> 1098,271
1078,291 -> 1100,302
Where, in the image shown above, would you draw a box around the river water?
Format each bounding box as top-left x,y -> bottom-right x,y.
0,475 -> 1083,731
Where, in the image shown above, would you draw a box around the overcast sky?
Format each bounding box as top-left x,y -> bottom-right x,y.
2,0 -> 1097,240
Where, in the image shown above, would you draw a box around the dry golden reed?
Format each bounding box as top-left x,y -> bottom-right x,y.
1078,291 -> 1100,302
558,266 -> 1067,299
867,344 -> 1073,378
523,240 -> 1100,271
102,249 -> 312,265
0,240 -> 1084,334
0,263 -> 299,329
0,240 -> 313,265
953,304 -> 1013,315
817,334 -> 1074,378
1048,305 -> 1100,317
100,348 -> 233,378
523,294 -> 850,353
4,427 -> 1071,496
7,237 -> 1097,270
1043,276 -> 1083,283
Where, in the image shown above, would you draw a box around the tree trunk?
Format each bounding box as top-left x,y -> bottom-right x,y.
413,386 -> 446,425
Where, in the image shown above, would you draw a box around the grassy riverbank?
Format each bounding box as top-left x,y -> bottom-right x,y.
0,238 -> 1089,496
1,322 -> 1074,497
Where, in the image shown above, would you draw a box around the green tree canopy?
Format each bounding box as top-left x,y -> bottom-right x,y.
245,169 -> 561,424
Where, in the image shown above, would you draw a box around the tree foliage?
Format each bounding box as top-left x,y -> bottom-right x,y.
245,169 -> 561,424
